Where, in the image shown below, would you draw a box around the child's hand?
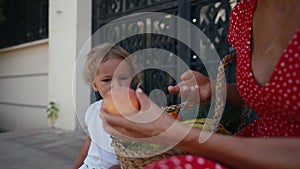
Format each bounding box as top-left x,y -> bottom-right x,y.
168,70 -> 213,105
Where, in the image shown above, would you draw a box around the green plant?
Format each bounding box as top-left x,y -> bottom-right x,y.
46,101 -> 59,120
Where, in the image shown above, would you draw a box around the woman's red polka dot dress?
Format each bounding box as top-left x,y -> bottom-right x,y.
144,0 -> 300,168
229,0 -> 300,137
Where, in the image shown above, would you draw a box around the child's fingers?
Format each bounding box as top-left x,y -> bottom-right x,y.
180,85 -> 191,100
180,70 -> 194,81
185,86 -> 200,105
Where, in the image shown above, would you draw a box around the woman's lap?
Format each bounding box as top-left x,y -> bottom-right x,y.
144,155 -> 228,169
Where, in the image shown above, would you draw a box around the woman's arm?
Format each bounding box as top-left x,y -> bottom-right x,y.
72,136 -> 91,169
226,83 -> 245,109
102,108 -> 300,169
179,129 -> 300,169
101,88 -> 300,169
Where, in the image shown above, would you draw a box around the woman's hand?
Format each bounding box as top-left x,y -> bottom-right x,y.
100,88 -> 191,145
168,70 -> 214,105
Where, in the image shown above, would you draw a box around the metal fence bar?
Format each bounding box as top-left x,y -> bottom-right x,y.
0,0 -> 49,49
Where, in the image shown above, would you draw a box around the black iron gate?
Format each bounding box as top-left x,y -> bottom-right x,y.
92,0 -> 238,107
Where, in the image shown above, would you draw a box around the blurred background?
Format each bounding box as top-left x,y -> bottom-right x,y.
0,0 -> 245,134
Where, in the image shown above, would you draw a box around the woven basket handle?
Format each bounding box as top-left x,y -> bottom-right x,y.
212,54 -> 236,124
215,54 -> 250,132
164,54 -> 249,130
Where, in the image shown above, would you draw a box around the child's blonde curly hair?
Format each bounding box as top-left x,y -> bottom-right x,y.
82,43 -> 135,86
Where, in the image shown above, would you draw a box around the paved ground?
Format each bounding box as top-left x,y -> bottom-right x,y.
0,128 -> 86,169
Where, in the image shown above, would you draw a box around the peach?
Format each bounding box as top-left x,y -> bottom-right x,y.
102,87 -> 140,116
168,112 -> 182,121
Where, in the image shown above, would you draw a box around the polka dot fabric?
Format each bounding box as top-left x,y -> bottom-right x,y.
227,0 -> 300,137
144,0 -> 300,168
144,155 -> 227,169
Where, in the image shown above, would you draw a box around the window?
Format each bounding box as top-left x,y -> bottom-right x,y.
0,0 -> 48,48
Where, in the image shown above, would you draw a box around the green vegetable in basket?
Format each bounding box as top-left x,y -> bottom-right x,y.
182,118 -> 232,135
118,139 -> 169,151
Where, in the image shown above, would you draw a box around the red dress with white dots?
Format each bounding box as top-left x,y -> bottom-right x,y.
144,0 -> 300,168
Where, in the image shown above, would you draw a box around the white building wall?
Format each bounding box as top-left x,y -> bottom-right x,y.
0,0 -> 91,131
75,0 -> 92,131
0,40 -> 49,130
49,0 -> 91,130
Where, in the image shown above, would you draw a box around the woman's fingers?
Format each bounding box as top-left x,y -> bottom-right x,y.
100,108 -> 145,138
100,108 -> 125,128
100,101 -> 187,145
135,88 -> 151,111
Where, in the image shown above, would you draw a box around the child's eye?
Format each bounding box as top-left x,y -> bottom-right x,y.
102,79 -> 111,82
120,76 -> 129,81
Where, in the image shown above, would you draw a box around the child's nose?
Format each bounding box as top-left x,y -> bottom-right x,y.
111,80 -> 122,88
112,79 -> 128,88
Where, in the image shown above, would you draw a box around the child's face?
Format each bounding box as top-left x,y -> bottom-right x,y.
93,58 -> 133,98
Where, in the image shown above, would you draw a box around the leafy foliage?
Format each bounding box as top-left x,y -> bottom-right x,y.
46,101 -> 59,120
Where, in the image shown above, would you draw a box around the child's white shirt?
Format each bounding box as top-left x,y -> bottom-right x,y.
83,100 -> 119,168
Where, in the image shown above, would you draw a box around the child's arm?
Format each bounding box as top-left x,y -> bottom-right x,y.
72,136 -> 91,169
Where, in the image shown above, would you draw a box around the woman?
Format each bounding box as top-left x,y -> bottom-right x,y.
100,0 -> 300,168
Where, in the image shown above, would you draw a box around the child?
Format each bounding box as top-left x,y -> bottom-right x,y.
72,43 -> 135,169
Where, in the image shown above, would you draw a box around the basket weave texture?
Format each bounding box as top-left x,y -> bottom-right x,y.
112,139 -> 187,169
112,55 -> 236,169
112,120 -> 230,169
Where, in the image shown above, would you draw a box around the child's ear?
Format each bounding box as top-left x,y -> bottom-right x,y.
92,82 -> 98,91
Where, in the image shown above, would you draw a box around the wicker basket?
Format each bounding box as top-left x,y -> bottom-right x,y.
112,55 -> 236,169
112,139 -> 187,169
112,119 -> 231,169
